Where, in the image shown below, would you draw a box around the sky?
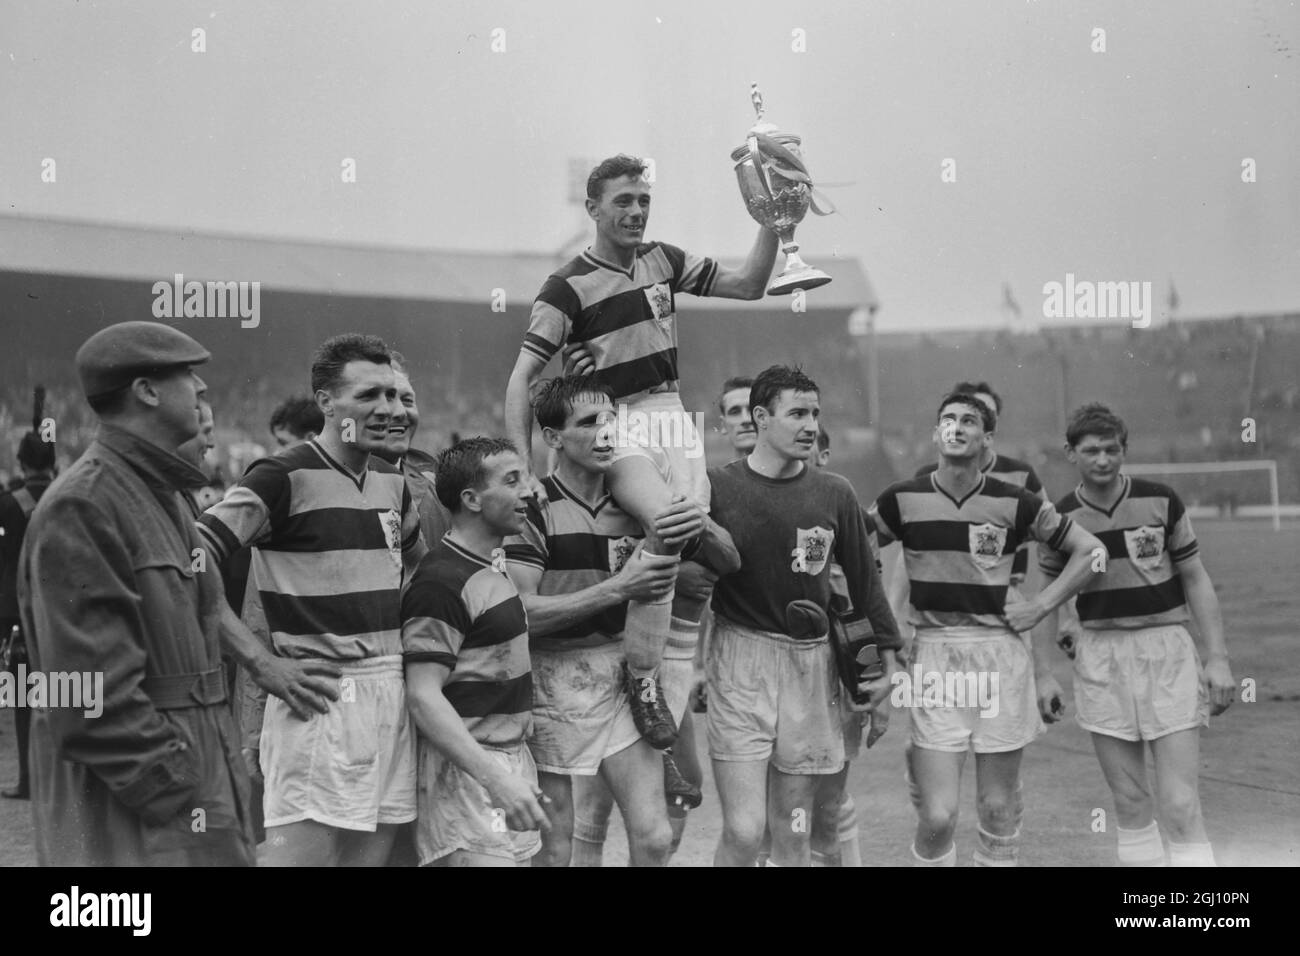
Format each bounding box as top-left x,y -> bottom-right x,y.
1,0 -> 1297,330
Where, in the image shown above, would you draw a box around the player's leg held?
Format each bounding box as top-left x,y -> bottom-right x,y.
571,773 -> 615,867
767,767 -> 820,867
1090,733 -> 1154,829
1151,728 -> 1210,847
608,454 -> 681,556
535,771 -> 574,868
711,759 -> 769,867
911,746 -> 965,860
600,740 -> 673,867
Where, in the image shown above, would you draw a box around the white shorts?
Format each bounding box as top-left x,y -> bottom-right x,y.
907,627 -> 1043,755
261,655 -> 416,831
529,642 -> 642,775
417,739 -> 541,865
609,391 -> 711,512
706,616 -> 844,775
1073,623 -> 1209,742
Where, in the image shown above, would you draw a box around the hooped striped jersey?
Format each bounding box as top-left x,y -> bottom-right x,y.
401,536 -> 532,747
1040,476 -> 1197,629
870,472 -> 1072,629
915,453 -> 1046,585
197,440 -> 421,661
521,242 -> 719,401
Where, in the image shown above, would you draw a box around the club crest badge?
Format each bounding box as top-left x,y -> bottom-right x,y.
1123,525 -> 1165,571
968,522 -> 1007,570
378,509 -> 403,570
792,526 -> 834,576
644,283 -> 674,331
490,547 -> 508,574
608,535 -> 639,574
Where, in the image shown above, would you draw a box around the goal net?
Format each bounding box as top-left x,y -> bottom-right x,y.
1122,460 -> 1281,530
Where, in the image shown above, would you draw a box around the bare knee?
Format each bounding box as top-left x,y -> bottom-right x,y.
917,800 -> 959,843
976,792 -> 1020,835
1160,785 -> 1202,839
627,814 -> 673,863
721,813 -> 766,860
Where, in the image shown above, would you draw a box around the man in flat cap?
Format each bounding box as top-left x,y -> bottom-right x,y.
17,320 -> 339,866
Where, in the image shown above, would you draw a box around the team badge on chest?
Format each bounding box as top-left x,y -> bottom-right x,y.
608,535 -> 639,574
792,526 -> 834,576
968,522 -> 1007,570
378,509 -> 403,570
644,282 -> 675,331
1123,525 -> 1165,571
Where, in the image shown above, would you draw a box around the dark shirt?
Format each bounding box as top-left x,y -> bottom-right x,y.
709,459 -> 900,648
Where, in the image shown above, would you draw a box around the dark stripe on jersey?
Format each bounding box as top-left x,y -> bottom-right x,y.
197,515 -> 242,565
443,672 -> 533,719
463,598 -> 529,650
569,287 -> 674,341
903,520 -> 1017,555
1077,576 -> 1187,623
262,589 -> 400,637
265,507 -> 396,553
910,580 -> 1008,616
546,532 -> 618,572
592,350 -> 679,401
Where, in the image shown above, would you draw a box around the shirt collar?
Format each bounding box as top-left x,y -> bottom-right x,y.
96,422 -> 210,491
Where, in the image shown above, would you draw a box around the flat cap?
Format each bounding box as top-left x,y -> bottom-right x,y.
76,321 -> 210,400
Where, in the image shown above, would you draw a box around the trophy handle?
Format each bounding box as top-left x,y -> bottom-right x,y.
746,135 -> 774,201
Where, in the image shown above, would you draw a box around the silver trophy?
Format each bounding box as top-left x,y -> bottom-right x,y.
731,83 -> 833,296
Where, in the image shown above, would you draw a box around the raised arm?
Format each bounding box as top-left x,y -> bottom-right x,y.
707,227 -> 780,300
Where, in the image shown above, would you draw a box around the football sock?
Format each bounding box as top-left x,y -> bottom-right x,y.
973,825 -> 1020,867
1117,821 -> 1166,866
570,812 -> 608,868
838,793 -> 862,867
912,843 -> 957,867
1167,839 -> 1216,867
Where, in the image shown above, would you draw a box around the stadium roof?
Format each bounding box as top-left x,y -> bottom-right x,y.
0,215 -> 879,312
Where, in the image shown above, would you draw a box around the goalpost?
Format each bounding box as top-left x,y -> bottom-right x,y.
1123,460 -> 1281,531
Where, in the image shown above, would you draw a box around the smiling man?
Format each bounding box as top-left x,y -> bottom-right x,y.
198,333 -> 426,866
505,376 -> 738,866
869,390 -> 1102,867
506,155 -> 778,752
706,365 -> 899,867
402,437 -> 550,867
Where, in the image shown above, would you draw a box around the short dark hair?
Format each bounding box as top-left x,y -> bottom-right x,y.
717,375 -> 754,414
952,380 -> 1003,416
587,154 -> 648,202
1066,402 -> 1129,449
433,436 -> 518,512
750,365 -> 820,416
269,396 -> 324,439
532,376 -> 616,431
936,390 -> 995,433
816,429 -> 831,453
310,334 -> 391,395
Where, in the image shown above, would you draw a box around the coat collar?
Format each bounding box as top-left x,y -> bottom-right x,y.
95,422 -> 210,491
